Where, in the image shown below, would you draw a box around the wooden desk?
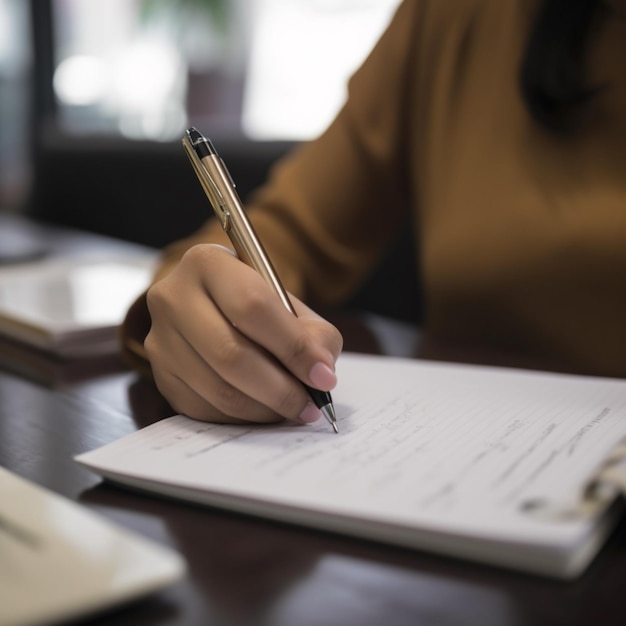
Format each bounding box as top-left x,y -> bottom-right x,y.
2,216 -> 626,626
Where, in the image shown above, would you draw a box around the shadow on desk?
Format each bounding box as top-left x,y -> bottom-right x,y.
81,483 -> 318,624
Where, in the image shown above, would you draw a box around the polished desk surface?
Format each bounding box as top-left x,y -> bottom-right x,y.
2,215 -> 626,626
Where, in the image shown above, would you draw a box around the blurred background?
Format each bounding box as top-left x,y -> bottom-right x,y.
0,0 -> 401,236
0,0 -> 420,323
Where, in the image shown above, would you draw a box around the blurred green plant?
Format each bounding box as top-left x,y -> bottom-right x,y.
139,0 -> 229,34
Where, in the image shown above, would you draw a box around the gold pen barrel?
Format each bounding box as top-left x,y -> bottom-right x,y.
183,134 -> 295,315
181,136 -> 229,230
201,153 -> 296,315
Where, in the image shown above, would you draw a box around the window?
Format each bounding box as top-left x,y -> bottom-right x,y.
0,0 -> 30,209
50,0 -> 401,141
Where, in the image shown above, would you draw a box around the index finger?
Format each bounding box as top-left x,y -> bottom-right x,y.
203,251 -> 342,389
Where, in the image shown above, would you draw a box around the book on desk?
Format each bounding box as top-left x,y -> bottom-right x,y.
0,255 -> 155,358
76,352 -> 626,580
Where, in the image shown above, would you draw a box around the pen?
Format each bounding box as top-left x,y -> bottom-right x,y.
182,127 -> 338,433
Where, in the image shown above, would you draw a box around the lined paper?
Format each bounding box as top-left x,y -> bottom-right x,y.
76,353 -> 626,576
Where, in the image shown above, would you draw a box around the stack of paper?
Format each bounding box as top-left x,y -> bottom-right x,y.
0,256 -> 156,357
77,353 -> 626,579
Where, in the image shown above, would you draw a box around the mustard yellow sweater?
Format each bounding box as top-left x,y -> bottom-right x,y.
123,0 -> 626,378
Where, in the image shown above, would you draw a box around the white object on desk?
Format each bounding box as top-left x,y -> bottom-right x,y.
77,353 -> 626,580
0,256 -> 156,357
0,466 -> 185,626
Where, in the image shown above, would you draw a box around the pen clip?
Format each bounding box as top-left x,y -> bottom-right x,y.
182,136 -> 232,233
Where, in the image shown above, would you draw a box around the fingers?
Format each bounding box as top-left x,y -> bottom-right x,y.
199,249 -> 343,393
145,243 -> 343,425
146,317 -> 280,424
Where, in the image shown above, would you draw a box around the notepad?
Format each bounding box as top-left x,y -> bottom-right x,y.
0,466 -> 185,626
0,256 -> 155,357
76,353 -> 626,579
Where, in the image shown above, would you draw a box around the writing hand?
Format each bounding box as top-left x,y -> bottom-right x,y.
145,244 -> 343,425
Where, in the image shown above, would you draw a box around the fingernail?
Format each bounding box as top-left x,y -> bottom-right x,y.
299,403 -> 322,424
309,362 -> 337,390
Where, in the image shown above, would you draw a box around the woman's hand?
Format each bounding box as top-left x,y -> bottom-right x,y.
145,244 -> 343,425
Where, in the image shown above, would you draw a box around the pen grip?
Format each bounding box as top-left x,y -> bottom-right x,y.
304,385 -> 333,410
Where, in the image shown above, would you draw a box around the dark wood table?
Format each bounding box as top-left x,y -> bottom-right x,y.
2,215 -> 626,626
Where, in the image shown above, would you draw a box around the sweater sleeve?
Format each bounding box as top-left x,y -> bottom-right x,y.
119,0 -> 421,372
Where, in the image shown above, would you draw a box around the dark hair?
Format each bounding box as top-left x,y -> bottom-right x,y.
520,0 -> 609,133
